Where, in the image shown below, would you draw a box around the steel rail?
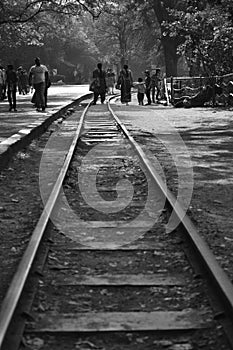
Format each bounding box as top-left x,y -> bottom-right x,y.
1,97 -> 233,348
0,101 -> 92,349
108,98 -> 233,321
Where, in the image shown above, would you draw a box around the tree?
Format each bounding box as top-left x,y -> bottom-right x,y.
92,1 -> 149,75
150,0 -> 185,76
0,0 -> 106,26
170,2 -> 233,75
128,0 -> 186,76
0,0 -> 186,76
0,0 -> 109,70
0,7 -> 100,80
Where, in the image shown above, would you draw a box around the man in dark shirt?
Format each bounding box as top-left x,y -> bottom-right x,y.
144,70 -> 152,105
6,65 -> 18,112
151,68 -> 162,103
92,63 -> 107,104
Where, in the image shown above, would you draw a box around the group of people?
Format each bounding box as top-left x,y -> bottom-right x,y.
90,63 -> 163,106
0,57 -> 50,112
142,68 -> 162,105
0,64 -> 18,112
0,65 -> 30,107
1,59 -> 163,112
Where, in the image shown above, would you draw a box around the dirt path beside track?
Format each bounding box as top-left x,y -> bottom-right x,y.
113,95 -> 233,281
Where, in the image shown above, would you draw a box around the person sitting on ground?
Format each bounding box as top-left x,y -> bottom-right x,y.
173,85 -> 214,108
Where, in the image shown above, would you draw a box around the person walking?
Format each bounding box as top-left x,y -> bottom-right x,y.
28,57 -> 48,112
106,68 -> 115,95
1,66 -> 6,100
117,64 -> 133,105
31,71 -> 51,108
144,70 -> 152,105
17,67 -> 29,95
133,77 -> 146,105
91,63 -> 107,105
6,65 -> 18,112
0,65 -> 6,100
151,68 -> 162,103
44,73 -> 51,108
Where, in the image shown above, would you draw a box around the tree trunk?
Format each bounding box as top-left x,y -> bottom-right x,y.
151,0 -> 183,76
161,36 -> 179,76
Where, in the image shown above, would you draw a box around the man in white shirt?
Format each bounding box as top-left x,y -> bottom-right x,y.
29,57 -> 48,112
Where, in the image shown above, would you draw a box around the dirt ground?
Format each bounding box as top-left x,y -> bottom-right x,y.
0,99 -> 233,305
113,98 -> 233,281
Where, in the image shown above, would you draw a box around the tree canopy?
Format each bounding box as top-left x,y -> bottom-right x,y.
168,0 -> 233,75
0,0 -> 233,78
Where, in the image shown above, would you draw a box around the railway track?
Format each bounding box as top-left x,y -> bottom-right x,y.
0,96 -> 233,349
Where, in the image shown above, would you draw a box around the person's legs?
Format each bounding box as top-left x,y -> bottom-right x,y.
7,89 -> 12,110
141,93 -> 144,105
31,91 -> 36,106
93,91 -> 99,104
40,82 -> 46,110
0,84 -> 3,100
138,92 -> 143,105
151,86 -> 155,103
34,84 -> 40,109
44,87 -> 48,108
35,82 -> 46,110
12,87 -> 17,110
18,81 -> 22,94
145,89 -> 151,104
100,91 -> 105,103
2,84 -> 6,99
156,86 -> 160,101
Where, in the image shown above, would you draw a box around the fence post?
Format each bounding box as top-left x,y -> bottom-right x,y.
212,76 -> 216,107
171,76 -> 174,104
164,77 -> 170,106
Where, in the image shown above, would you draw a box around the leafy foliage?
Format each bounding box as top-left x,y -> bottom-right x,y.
168,2 -> 233,75
1,0 -> 233,77
0,0 -> 107,26
0,2 -> 100,76
93,1 -> 145,65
